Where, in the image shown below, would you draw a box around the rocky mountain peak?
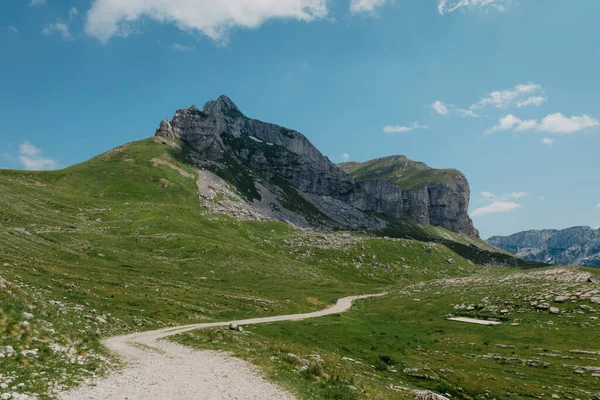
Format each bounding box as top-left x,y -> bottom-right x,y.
202,95 -> 243,118
155,96 -> 478,237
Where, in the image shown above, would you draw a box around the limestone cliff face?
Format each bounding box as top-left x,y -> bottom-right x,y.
487,227 -> 600,267
339,157 -> 477,237
156,95 -> 478,237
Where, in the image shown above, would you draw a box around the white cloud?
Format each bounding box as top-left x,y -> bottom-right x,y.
30,0 -> 46,6
43,21 -> 73,40
431,101 -> 450,116
596,203 -> 600,209
517,96 -> 547,108
383,122 -> 428,134
475,83 -> 543,109
17,142 -> 57,171
8,26 -> 18,33
434,82 -> 545,119
340,153 -> 350,161
484,114 -> 536,136
69,7 -> 79,20
350,0 -> 388,13
471,201 -> 521,217
485,113 -> 599,136
481,191 -> 527,202
537,113 -> 599,135
541,137 -> 554,145
172,43 -> 195,51
540,196 -> 546,201
85,0 -> 328,43
19,142 -> 42,156
438,0 -> 509,15
456,108 -> 479,118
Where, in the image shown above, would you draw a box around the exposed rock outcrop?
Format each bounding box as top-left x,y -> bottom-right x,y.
487,226 -> 600,268
155,95 -> 477,237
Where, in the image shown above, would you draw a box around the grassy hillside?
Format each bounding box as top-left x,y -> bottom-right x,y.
0,138 -> 500,399
174,267 -> 600,399
339,156 -> 463,190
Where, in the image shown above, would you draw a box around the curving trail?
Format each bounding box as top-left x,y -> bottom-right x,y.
59,293 -> 385,400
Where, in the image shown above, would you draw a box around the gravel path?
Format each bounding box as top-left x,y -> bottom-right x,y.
59,293 -> 385,400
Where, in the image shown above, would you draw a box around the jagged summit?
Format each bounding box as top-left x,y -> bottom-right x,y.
202,95 -> 242,116
155,96 -> 478,237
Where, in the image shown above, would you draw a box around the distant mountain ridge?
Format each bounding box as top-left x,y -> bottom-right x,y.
155,95 -> 478,237
487,226 -> 600,267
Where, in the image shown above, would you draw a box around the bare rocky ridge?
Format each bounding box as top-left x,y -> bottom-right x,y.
487,226 -> 600,268
156,95 -> 477,237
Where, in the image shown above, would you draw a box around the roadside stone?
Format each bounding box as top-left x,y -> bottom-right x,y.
228,323 -> 243,332
413,390 -> 450,400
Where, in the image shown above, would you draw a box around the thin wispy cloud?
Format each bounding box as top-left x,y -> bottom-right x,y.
85,0 -> 328,43
471,190 -> 525,217
8,26 -> 18,33
30,0 -> 46,6
383,122 -> 428,134
485,113 -> 599,136
340,153 -> 350,161
541,137 -> 554,145
438,0 -> 510,15
43,21 -> 73,40
172,43 -> 195,51
596,202 -> 600,209
433,83 -> 545,119
481,191 -> 527,201
474,83 -> 546,110
471,201 -> 520,217
431,100 -> 480,118
18,141 -> 57,171
350,0 -> 388,13
69,7 -> 79,20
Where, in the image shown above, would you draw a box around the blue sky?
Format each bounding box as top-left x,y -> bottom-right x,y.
1,0 -> 599,238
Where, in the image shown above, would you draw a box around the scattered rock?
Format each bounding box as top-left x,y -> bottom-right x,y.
413,390 -> 450,400
228,323 -> 243,332
549,307 -> 560,314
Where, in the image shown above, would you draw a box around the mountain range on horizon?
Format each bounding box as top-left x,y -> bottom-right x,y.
487,226 -> 600,268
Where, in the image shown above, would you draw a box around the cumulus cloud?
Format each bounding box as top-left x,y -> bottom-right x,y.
541,137 -> 554,145
85,0 -> 328,43
485,113 -> 599,136
471,201 -> 521,217
350,0 -> 388,13
438,0 -> 509,15
383,122 -> 428,134
18,142 -> 57,171
43,21 -> 73,40
340,153 -> 350,161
